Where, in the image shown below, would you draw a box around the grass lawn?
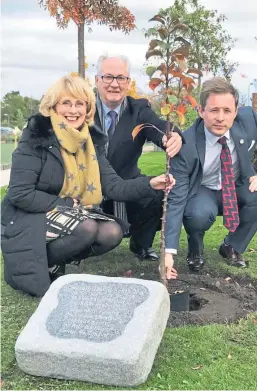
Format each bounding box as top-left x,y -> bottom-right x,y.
1,152 -> 257,390
1,143 -> 15,165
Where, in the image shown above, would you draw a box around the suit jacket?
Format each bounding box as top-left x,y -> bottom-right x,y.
94,96 -> 181,180
165,106 -> 257,250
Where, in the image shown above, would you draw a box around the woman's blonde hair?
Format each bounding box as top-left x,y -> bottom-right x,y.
39,75 -> 96,125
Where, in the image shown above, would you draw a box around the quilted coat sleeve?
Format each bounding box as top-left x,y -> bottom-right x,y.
97,151 -> 159,201
7,141 -> 73,213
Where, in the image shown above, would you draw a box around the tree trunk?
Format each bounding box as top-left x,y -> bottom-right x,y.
78,18 -> 85,78
159,121 -> 173,288
197,62 -> 202,86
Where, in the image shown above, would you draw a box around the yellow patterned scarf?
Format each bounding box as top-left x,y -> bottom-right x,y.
50,110 -> 102,207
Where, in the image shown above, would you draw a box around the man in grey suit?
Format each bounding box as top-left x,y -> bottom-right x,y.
164,77 -> 257,279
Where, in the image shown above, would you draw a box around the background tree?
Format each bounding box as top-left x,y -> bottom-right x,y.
127,80 -> 153,101
127,80 -> 141,99
144,13 -> 193,95
1,92 -> 40,128
39,0 -> 136,77
215,60 -> 239,82
151,0 -> 236,85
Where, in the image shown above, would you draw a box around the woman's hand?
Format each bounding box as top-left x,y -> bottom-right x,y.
73,198 -> 79,208
150,174 -> 176,192
165,253 -> 178,279
249,175 -> 257,192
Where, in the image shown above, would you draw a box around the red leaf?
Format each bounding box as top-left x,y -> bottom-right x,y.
177,104 -> 187,114
149,14 -> 165,25
187,68 -> 203,76
149,78 -> 162,91
176,111 -> 185,126
123,270 -> 132,277
132,123 -> 165,139
184,83 -> 194,93
132,124 -> 145,140
149,39 -> 159,50
173,45 -> 190,58
170,70 -> 184,78
157,63 -> 167,74
171,23 -> 189,33
181,76 -> 195,86
185,95 -> 198,108
158,28 -> 168,39
146,49 -> 163,60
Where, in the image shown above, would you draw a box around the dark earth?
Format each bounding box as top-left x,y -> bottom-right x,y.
166,272 -> 257,327
70,258 -> 257,328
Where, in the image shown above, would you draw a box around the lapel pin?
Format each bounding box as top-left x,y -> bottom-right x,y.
239,139 -> 244,144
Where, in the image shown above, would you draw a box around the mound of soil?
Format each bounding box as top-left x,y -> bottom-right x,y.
167,273 -> 257,327
70,260 -> 257,327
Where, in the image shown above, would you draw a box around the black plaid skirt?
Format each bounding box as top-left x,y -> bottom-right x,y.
46,205 -> 129,241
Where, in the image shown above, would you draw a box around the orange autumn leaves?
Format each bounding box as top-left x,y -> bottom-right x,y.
131,123 -> 165,140
160,95 -> 198,126
148,69 -> 198,126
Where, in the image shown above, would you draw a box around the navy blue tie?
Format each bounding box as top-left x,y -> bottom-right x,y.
108,111 -> 118,141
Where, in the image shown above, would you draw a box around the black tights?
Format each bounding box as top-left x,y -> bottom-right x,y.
47,219 -> 123,267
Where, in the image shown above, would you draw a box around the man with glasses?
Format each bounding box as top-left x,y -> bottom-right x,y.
94,55 -> 183,261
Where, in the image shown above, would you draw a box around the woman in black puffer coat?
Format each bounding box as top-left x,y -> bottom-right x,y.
1,75 -> 175,296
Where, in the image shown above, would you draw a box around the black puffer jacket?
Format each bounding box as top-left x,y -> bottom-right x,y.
1,114 -> 157,296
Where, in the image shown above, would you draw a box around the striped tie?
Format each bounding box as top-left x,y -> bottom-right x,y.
218,136 -> 239,232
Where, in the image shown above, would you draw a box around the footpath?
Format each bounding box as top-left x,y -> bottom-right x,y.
1,169 -> 11,187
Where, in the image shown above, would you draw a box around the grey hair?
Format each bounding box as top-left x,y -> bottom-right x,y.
96,55 -> 131,76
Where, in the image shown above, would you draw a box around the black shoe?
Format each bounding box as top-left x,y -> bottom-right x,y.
187,254 -> 205,271
129,238 -> 158,261
219,241 -> 248,268
146,247 -> 159,261
49,263 -> 66,282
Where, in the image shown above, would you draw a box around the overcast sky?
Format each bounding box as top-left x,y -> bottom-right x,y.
1,0 -> 257,101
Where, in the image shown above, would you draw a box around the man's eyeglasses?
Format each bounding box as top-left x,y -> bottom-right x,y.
100,75 -> 130,85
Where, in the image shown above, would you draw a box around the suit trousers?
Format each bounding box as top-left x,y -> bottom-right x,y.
102,191 -> 163,249
183,181 -> 257,255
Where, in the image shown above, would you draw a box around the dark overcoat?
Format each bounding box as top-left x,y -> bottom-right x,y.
95,96 -> 182,179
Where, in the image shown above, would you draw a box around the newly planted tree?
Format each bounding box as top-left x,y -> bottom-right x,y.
38,0 -> 135,77
148,0 -> 236,85
133,13 -> 199,285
